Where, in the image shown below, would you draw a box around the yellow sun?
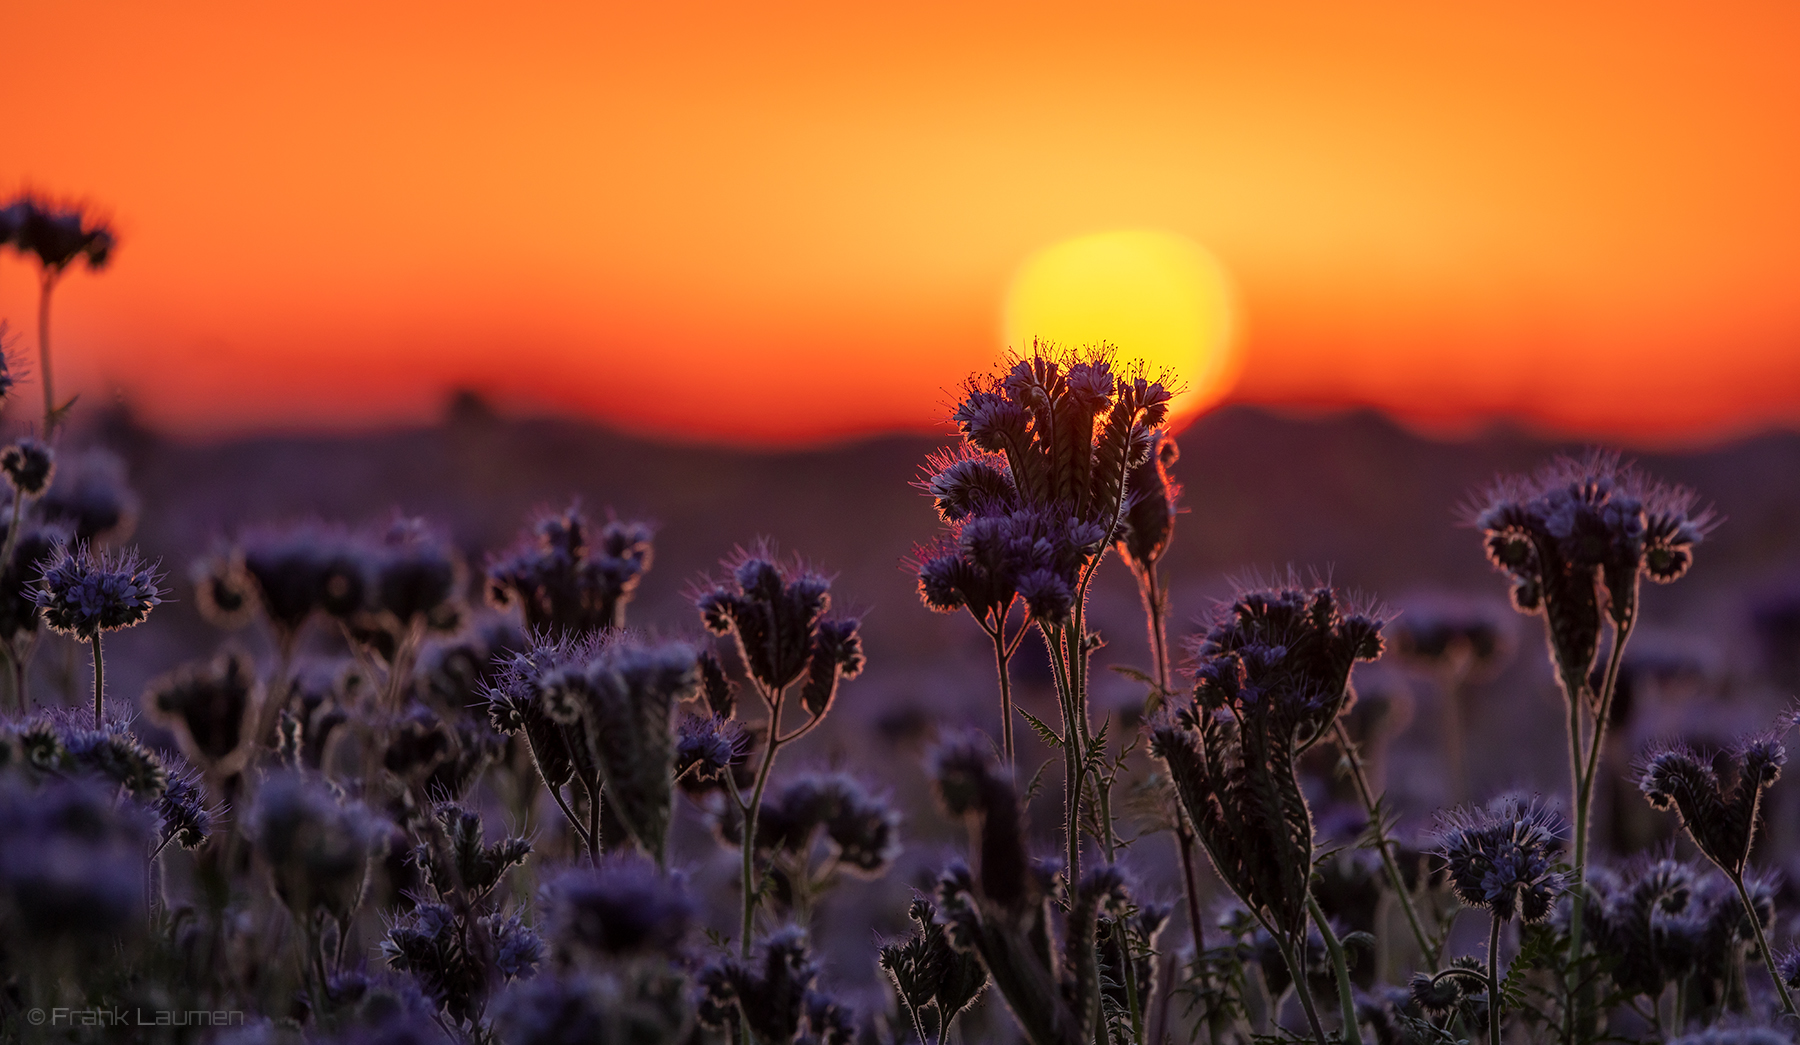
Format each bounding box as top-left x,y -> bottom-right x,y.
1003,229 -> 1240,425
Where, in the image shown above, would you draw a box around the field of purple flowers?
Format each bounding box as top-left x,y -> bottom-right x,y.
4,196 -> 1800,1045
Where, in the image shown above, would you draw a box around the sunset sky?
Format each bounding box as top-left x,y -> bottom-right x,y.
4,1 -> 1799,446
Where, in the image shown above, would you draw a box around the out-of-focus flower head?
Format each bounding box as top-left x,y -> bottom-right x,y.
544,856 -> 695,963
0,775 -> 148,953
487,502 -> 655,636
191,545 -> 259,630
370,515 -> 463,632
35,541 -> 165,640
237,522 -> 373,645
250,771 -> 388,925
11,196 -> 115,273
493,968 -> 693,1045
1434,794 -> 1567,924
694,546 -> 864,709
38,448 -> 138,544
144,647 -> 261,776
0,515 -> 67,642
1466,451 -> 1715,703
1389,593 -> 1519,685
1,437 -> 54,496
1638,714 -> 1792,877
720,771 -> 902,878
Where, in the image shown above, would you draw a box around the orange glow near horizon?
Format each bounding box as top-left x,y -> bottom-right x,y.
4,2 -> 1800,446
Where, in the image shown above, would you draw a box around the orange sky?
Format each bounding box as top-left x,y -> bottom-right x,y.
4,1 -> 1799,445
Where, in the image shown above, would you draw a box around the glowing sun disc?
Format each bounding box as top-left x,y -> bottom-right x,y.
1003,229 -> 1240,425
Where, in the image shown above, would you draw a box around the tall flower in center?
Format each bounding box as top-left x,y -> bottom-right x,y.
914,343 -> 1170,781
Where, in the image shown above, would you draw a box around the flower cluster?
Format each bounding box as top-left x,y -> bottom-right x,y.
1154,581 -> 1383,940
34,542 -> 165,641
695,549 -> 864,716
1434,795 -> 1567,924
486,502 -> 654,636
1639,717 -> 1791,877
1469,451 -> 1713,699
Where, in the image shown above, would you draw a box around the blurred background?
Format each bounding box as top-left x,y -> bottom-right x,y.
5,0 -> 1800,1006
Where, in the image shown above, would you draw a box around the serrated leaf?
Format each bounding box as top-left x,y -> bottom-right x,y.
1019,708 -> 1064,748
1021,756 -> 1056,809
1109,664 -> 1157,685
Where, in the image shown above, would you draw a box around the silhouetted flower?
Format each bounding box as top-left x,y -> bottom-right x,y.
1116,429 -> 1180,572
15,197 -> 114,272
1155,580 -> 1383,943
1639,717 -> 1791,877
371,516 -> 462,630
715,771 -> 902,878
144,647 -> 260,775
487,503 -> 654,635
695,549 -> 863,704
1467,451 -> 1713,701
35,542 -> 165,640
0,437 -> 53,496
878,896 -> 987,1039
538,633 -> 700,860
696,926 -> 820,1044
381,902 -> 539,1023
1434,796 -> 1566,924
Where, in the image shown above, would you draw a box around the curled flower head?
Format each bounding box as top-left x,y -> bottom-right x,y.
694,546 -> 864,704
371,515 -> 463,628
1638,714 -> 1792,876
674,713 -> 751,791
157,769 -> 216,850
1,437 -> 54,496
1466,452 -> 1715,698
487,502 -> 654,636
1434,795 -> 1566,923
35,542 -> 165,640
58,716 -> 169,799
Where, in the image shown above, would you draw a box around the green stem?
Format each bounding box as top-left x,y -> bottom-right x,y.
90,632 -> 103,727
738,689 -> 785,958
1116,919 -> 1145,1045
1309,894 -> 1363,1045
1732,873 -> 1796,1017
1487,915 -> 1503,1045
990,623 -> 1016,767
1272,930 -> 1331,1045
1333,720 -> 1437,967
